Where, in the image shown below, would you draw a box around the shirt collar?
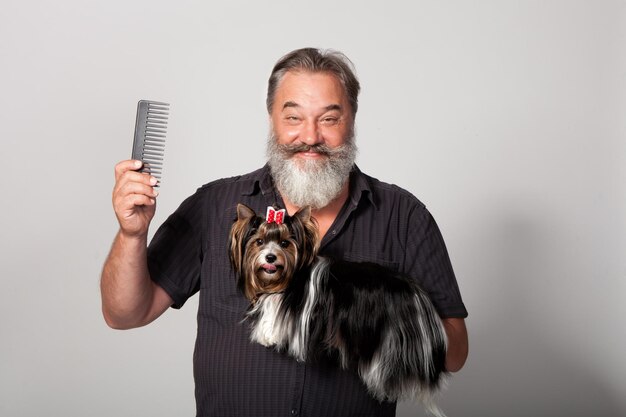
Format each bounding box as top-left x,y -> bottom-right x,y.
241,164 -> 377,210
238,165 -> 271,197
348,165 -> 377,210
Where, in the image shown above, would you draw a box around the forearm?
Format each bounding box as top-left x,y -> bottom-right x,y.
443,318 -> 468,372
100,230 -> 156,329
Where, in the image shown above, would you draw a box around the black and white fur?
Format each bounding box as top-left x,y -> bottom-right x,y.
229,204 -> 449,416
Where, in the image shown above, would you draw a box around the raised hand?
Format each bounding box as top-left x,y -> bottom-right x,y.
112,159 -> 159,238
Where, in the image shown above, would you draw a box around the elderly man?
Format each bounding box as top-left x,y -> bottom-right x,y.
101,47 -> 468,417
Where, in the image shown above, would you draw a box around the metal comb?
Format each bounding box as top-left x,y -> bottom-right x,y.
131,100 -> 169,186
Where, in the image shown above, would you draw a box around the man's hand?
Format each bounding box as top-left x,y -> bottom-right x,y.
113,160 -> 159,238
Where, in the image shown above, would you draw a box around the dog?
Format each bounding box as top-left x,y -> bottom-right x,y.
229,204 -> 449,416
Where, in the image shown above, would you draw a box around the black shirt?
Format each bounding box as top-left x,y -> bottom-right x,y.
147,165 -> 467,417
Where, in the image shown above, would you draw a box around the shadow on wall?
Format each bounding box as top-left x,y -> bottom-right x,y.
399,211 -> 625,417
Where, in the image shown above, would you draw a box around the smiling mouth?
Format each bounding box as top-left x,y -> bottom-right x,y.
260,263 -> 283,274
296,150 -> 327,158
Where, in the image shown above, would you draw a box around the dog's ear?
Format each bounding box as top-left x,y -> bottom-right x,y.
237,204 -> 256,221
290,205 -> 319,267
230,204 -> 256,276
293,206 -> 312,223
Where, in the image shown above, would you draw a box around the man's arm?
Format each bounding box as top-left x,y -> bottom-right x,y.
101,231 -> 173,329
100,160 -> 173,330
443,318 -> 468,372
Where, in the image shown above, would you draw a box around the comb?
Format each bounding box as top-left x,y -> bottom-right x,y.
131,100 -> 169,186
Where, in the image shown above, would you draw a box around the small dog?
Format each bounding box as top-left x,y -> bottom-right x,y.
229,204 -> 449,416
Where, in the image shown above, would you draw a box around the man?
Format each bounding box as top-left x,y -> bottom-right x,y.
101,48 -> 468,417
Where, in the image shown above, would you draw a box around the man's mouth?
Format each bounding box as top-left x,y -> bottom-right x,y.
294,150 -> 326,160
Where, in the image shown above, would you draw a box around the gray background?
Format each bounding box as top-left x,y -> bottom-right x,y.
1,1 -> 625,416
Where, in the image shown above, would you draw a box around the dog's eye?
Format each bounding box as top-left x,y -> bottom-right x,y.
280,240 -> 290,248
255,239 -> 264,246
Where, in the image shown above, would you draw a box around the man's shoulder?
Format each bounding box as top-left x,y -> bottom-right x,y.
176,167 -> 266,212
355,169 -> 426,212
197,166 -> 265,191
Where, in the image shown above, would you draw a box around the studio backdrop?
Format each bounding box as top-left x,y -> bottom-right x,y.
1,1 -> 625,416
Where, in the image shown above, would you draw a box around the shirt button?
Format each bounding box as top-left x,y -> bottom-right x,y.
331,230 -> 337,235
291,409 -> 299,416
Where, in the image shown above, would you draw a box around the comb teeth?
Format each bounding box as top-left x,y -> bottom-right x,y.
131,100 -> 169,186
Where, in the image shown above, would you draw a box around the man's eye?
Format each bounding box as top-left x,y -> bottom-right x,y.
321,117 -> 339,125
280,240 -> 290,248
255,239 -> 264,246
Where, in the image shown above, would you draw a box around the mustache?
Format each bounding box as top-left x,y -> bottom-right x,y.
277,137 -> 357,158
278,142 -> 336,156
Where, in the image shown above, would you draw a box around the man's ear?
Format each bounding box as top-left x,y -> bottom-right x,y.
293,206 -> 312,223
236,204 -> 256,221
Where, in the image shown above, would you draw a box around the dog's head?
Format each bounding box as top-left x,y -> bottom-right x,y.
229,204 -> 319,302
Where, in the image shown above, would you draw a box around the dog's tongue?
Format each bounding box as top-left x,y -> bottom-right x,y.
262,263 -> 277,272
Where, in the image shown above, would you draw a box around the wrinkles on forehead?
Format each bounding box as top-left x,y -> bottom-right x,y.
282,101 -> 343,112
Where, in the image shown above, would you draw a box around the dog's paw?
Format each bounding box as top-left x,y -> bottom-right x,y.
260,333 -> 278,347
249,293 -> 284,347
251,324 -> 278,347
249,312 -> 279,347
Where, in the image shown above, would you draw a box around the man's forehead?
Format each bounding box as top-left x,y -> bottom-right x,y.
274,71 -> 349,111
281,101 -> 343,112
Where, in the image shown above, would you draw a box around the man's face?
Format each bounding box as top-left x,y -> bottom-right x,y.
266,70 -> 357,209
269,71 -> 353,165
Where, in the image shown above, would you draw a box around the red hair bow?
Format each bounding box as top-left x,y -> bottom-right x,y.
266,207 -> 286,225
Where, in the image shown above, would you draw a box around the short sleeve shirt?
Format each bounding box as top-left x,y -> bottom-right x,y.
147,165 -> 467,417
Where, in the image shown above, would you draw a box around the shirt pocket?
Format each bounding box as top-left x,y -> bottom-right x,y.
202,243 -> 249,315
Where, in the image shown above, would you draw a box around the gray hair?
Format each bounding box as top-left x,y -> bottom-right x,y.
266,48 -> 361,117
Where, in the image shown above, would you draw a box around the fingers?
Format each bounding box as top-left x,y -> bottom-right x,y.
115,159 -> 143,182
113,173 -> 158,208
115,179 -> 159,204
124,192 -> 156,209
112,160 -> 160,235
114,160 -> 158,193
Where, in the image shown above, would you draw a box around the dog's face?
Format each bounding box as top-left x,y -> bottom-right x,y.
229,204 -> 319,302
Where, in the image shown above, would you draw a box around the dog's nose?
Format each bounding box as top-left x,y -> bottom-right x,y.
265,254 -> 277,263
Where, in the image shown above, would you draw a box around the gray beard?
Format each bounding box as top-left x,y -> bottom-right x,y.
266,132 -> 358,210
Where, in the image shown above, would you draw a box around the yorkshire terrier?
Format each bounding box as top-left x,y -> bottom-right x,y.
229,204 -> 449,416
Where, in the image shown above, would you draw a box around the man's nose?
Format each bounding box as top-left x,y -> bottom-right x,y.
301,121 -> 322,145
